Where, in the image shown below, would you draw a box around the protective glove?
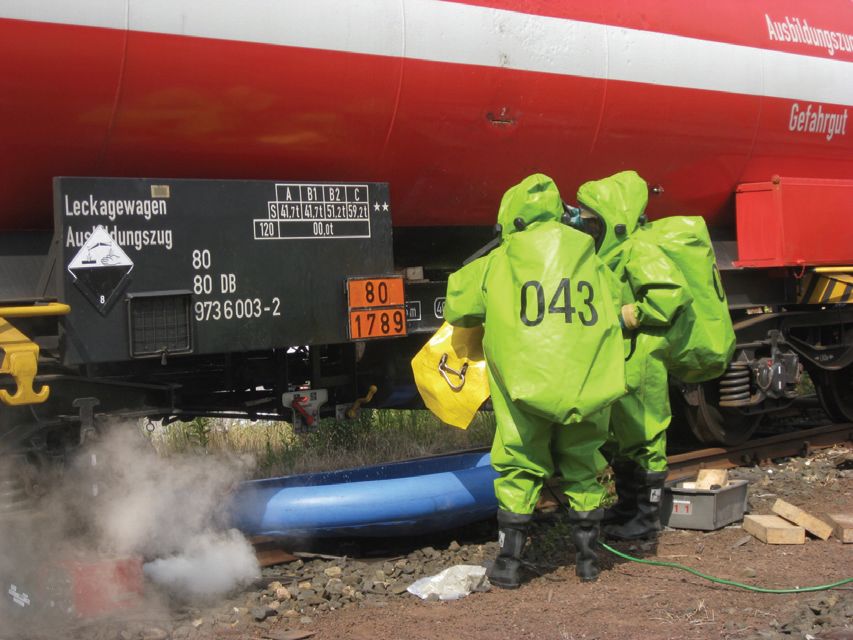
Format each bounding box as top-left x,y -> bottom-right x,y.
620,303 -> 640,330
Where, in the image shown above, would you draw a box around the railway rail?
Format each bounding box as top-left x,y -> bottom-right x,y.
666,422 -> 853,482
529,421 -> 853,510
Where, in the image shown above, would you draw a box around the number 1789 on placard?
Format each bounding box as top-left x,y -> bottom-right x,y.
349,308 -> 407,339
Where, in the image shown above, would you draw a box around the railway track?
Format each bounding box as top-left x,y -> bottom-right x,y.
666,422 -> 853,482
530,421 -> 853,510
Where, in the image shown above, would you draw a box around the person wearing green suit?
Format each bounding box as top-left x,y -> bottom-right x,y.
444,174 -> 626,587
574,171 -> 693,540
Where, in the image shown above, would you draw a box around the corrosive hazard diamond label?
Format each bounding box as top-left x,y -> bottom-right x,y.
67,226 -> 134,315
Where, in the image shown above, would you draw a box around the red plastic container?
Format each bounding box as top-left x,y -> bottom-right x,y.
735,177 -> 853,268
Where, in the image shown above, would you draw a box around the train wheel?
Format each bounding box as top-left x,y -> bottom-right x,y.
682,382 -> 761,446
815,366 -> 853,423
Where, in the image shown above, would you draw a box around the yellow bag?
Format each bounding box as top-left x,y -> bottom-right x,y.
410,322 -> 490,429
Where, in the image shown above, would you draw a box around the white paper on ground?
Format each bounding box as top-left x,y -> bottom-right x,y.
406,564 -> 490,601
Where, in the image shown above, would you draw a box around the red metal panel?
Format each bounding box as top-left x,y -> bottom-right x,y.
0,18 -> 125,230
67,557 -> 144,618
735,177 -> 853,267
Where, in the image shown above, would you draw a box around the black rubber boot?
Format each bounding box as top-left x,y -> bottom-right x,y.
567,508 -> 604,582
487,510 -> 531,589
602,460 -> 639,525
604,467 -> 668,541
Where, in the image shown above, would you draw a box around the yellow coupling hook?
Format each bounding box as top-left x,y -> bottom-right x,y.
0,303 -> 70,406
346,385 -> 378,419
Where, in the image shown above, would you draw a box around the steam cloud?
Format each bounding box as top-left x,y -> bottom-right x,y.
0,423 -> 259,631
142,530 -> 259,599
89,428 -> 260,599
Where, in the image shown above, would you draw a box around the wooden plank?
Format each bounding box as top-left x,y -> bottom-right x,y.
695,469 -> 729,490
826,513 -> 853,543
743,514 -> 805,545
771,499 -> 834,540
255,548 -> 298,568
262,631 -> 316,640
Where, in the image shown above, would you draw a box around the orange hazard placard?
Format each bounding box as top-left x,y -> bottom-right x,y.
348,308 -> 407,340
347,277 -> 405,309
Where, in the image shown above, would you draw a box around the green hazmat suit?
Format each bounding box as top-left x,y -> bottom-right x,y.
576,171 -> 693,472
638,216 -> 736,383
444,174 -> 626,513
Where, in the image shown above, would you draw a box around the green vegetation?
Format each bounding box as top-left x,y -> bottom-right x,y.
149,409 -> 496,478
797,369 -> 816,397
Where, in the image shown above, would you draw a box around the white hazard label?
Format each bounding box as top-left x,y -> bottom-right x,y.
68,226 -> 133,272
649,488 -> 662,503
67,225 -> 134,313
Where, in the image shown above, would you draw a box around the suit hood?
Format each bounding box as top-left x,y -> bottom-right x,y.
576,170 -> 648,257
497,174 -> 563,240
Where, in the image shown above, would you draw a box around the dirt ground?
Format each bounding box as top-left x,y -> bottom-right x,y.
303,529 -> 851,640
266,446 -> 853,640
6,445 -> 852,640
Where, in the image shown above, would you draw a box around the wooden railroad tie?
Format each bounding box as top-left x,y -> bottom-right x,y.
743,514 -> 805,545
694,469 -> 729,490
770,499 -> 834,541
825,514 -> 853,544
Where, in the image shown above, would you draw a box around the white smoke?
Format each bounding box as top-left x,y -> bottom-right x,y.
143,530 -> 259,599
78,428 -> 260,600
0,423 -> 260,631
86,428 -> 260,599
90,429 -> 248,557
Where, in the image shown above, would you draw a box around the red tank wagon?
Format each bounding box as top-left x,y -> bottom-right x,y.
0,0 -> 850,463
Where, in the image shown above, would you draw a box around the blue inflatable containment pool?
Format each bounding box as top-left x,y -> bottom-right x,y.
229,451 -> 498,538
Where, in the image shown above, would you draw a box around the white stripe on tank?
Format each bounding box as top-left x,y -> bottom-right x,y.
1,0 -> 850,106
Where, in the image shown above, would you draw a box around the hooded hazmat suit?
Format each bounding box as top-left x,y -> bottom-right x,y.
576,171 -> 693,473
444,174 -> 626,515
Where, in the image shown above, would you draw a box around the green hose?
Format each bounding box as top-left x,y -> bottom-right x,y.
599,541 -> 853,593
